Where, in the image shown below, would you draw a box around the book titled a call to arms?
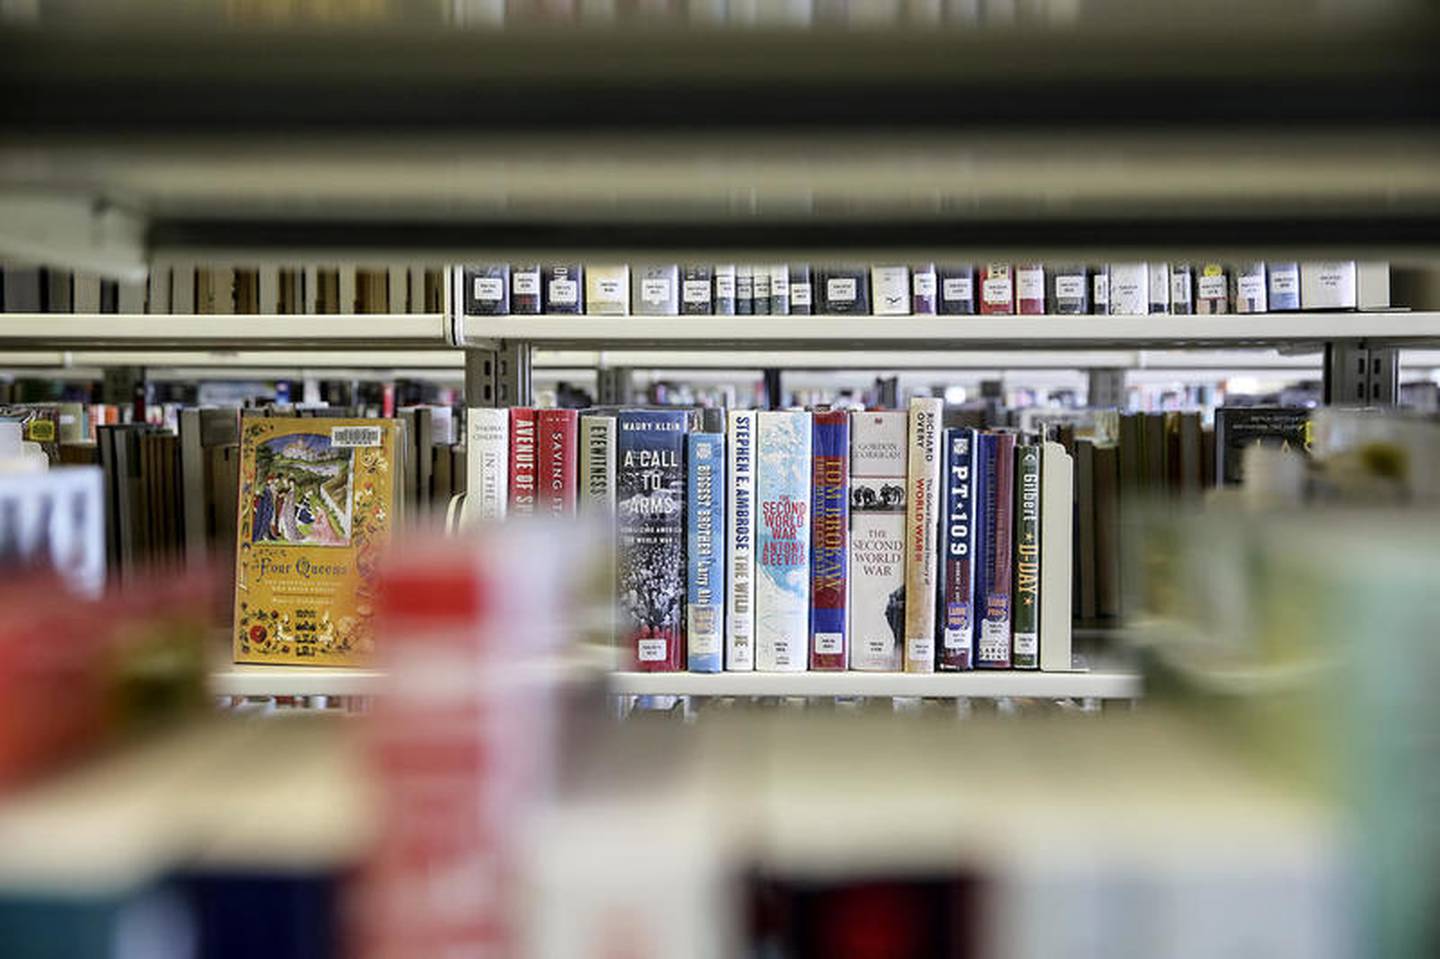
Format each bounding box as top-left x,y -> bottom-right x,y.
234,417 -> 400,666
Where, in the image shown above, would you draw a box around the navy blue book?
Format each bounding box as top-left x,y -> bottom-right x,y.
973,431 -> 1016,668
937,428 -> 976,671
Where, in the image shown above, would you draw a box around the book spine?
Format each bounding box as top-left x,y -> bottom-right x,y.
769,263 -> 790,314
1268,261 -> 1300,311
937,265 -> 976,315
464,408 -> 509,523
1148,262 -> 1171,314
1039,441 -> 1075,671
714,264 -> 737,315
1108,262 -> 1147,315
687,432 -> 726,673
635,264 -> 680,316
1048,265 -> 1089,314
979,263 -> 1014,314
617,409 -> 689,672
1016,263 -> 1045,314
937,428 -> 976,671
1196,263 -> 1230,314
511,264 -> 542,314
752,265 -> 771,315
788,265 -> 812,315
464,264 -> 510,315
911,262 -> 937,315
544,264 -> 584,314
587,265 -> 630,315
903,397 -> 943,672
809,410 -> 849,670
682,265 -> 714,315
736,265 -> 754,315
534,409 -> 578,517
579,416 -> 616,515
872,265 -> 910,316
1233,262 -> 1268,314
1012,441 -> 1042,669
755,410 -> 812,672
508,407 -> 538,516
1091,266 -> 1110,314
819,267 -> 868,315
726,410 -> 757,670
975,432 -> 1016,667
1170,263 -> 1195,314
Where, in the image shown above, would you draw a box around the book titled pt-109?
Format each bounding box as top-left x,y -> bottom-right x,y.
233,416 -> 402,666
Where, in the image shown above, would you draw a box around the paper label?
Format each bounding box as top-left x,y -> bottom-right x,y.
548,278 -> 578,304
1270,267 -> 1298,294
913,273 -> 936,297
790,283 -> 811,307
1013,631 -> 1038,658
942,277 -> 973,300
641,277 -> 670,305
1238,274 -> 1266,301
1017,268 -> 1044,300
906,636 -> 934,668
1198,275 -> 1228,300
597,278 -> 624,298
770,270 -> 789,297
815,632 -> 843,655
688,610 -> 721,654
1093,274 -> 1109,302
1171,271 -> 1192,302
943,622 -> 972,650
473,277 -> 504,301
1055,275 -> 1085,299
827,278 -> 857,302
637,639 -> 667,662
736,273 -> 753,297
683,279 -> 710,304
978,618 -> 1010,662
982,277 -> 1012,305
513,272 -> 540,295
715,271 -> 735,299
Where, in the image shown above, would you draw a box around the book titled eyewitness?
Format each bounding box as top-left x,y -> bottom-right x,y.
848,410 -> 907,671
755,410 -> 812,672
726,410 -> 757,671
508,408 -> 538,516
809,410 -> 849,670
687,432 -> 725,673
233,417 -> 400,666
617,410 -> 691,671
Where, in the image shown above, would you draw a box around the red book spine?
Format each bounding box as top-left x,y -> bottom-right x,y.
508,408 -> 537,515
809,410 -> 849,670
979,263 -> 1014,315
534,409 -> 578,517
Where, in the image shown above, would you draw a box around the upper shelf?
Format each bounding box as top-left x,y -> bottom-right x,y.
460,311 -> 1440,351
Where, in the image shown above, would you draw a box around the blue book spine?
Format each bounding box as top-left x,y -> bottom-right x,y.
937,428 -> 977,671
687,432 -> 726,673
809,410 -> 849,670
617,409 -> 690,671
973,432 -> 1016,668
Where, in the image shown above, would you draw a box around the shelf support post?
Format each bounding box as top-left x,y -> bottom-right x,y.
1324,340 -> 1397,407
1087,368 -> 1126,409
463,341 -> 532,408
597,367 -> 633,406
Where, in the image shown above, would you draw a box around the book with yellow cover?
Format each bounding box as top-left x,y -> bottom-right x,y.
233,416 -> 400,666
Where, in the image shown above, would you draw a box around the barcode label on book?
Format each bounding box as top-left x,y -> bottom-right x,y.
331,426 -> 382,447
815,632 -> 843,655
979,619 -> 1010,661
637,639 -> 667,662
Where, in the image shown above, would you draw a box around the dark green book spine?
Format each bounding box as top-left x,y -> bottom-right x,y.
1012,442 -> 1042,668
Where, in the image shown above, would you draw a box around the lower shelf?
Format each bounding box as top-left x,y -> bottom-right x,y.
608,669 -> 1142,699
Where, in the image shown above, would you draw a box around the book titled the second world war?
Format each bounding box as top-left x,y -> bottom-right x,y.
755,410 -> 812,672
848,410 -> 907,671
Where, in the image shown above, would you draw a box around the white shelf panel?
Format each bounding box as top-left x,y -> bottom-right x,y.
463,312 -> 1439,350
609,669 -> 1142,699
210,665 -> 388,698
0,314 -> 450,349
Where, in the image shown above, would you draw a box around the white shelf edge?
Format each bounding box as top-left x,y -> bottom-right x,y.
0,313 -> 450,348
608,669 -> 1143,699
210,665 -> 389,698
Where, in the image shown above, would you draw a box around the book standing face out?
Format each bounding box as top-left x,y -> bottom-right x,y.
726,410 -> 757,670
687,432 -> 726,673
848,410 -> 907,672
903,398 -> 943,672
233,417 -> 400,666
755,410 -> 812,672
809,411 -> 850,670
617,409 -> 691,672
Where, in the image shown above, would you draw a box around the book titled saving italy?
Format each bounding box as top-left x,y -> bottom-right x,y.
234,416 -> 401,666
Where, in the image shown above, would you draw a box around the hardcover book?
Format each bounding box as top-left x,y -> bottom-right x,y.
810,410 -> 849,670
937,428 -> 976,671
463,264 -> 510,316
736,265 -> 754,315
752,266 -> 771,315
634,264 -> 680,316
511,264 -> 543,314
1268,262 -> 1301,311
1091,265 -> 1110,314
579,414 -> 616,515
1038,441 -> 1076,671
979,263 -> 1014,315
535,409 -> 579,517
1016,263 -> 1045,315
233,417 -> 400,666
903,397 -> 943,673
617,409 -> 691,672
937,265 -> 976,315
974,431 -> 1016,668
912,262 -> 937,315
818,266 -> 870,314
1170,263 -> 1195,314
508,408 -> 538,516
1148,262 -> 1171,314
848,410 -> 907,671
1012,441 -> 1042,669
587,265 -> 630,315
1196,264 -> 1230,314
687,432 -> 726,673
769,263 -> 790,315
755,410 -> 812,672
1214,407 -> 1311,486
872,265 -> 911,316
1300,261 -> 1357,310
789,264 -> 813,315
682,265 -> 714,315
714,264 -> 737,315
726,410 -> 757,671
1048,265 -> 1088,314
544,264 -> 584,314
1233,262 -> 1268,313
1108,262 -> 1148,316
462,408 -> 508,525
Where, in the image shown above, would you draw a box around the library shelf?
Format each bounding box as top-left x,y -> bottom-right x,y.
0,313 -> 450,349
210,665 -> 388,698
607,668 -> 1143,700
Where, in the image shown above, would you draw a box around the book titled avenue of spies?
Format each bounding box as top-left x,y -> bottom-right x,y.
1012,441 -> 1042,669
233,417 -> 400,666
937,428 -> 976,671
508,407 -> 537,516
755,410 -> 812,672
617,409 -> 693,672
974,431 -> 1016,668
903,397 -> 943,673
687,432 -> 725,673
848,410 -> 907,672
809,411 -> 849,670
726,410 -> 756,670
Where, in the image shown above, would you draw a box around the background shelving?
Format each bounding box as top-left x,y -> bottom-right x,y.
608,669 -> 1142,700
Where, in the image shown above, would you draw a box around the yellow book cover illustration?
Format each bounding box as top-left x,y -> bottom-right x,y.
233,417 -> 399,666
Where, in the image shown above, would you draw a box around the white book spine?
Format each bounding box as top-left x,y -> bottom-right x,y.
726,410 -> 757,670
754,410 -> 812,672
848,410 -> 908,672
871,265 -> 911,315
902,397 -> 943,672
1038,441 -> 1075,671
1107,262 -> 1148,316
579,415 -> 616,515
463,408 -> 509,525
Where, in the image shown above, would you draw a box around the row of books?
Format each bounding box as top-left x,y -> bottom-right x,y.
461,260 -> 1387,316
463,401 -> 1076,673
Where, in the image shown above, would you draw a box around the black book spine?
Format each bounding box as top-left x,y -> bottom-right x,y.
682,265 -> 714,315
512,263 -> 542,314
